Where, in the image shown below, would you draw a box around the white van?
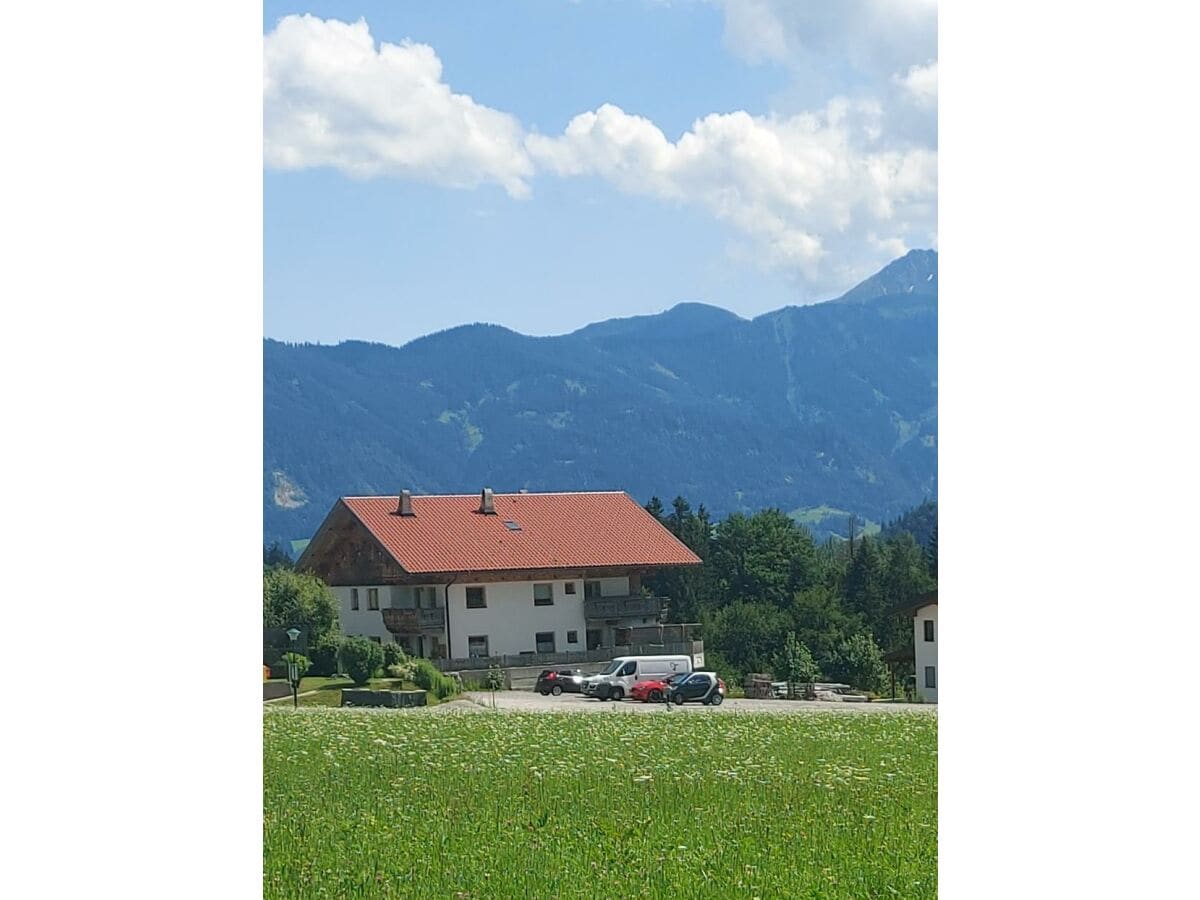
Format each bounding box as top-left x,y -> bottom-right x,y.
582,655 -> 693,701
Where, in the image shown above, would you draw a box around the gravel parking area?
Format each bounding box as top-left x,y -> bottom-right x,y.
463,690 -> 934,714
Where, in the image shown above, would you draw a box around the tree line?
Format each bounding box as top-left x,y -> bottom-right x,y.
642,497 -> 937,692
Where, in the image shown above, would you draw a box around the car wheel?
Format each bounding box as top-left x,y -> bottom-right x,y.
551,685 -> 563,696
709,692 -> 724,706
673,693 -> 685,706
610,687 -> 624,701
649,689 -> 662,703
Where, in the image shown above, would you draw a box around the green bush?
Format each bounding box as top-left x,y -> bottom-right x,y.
386,662 -> 416,681
340,637 -> 384,686
825,633 -> 888,693
307,637 -> 341,677
280,652 -> 311,684
382,642 -> 408,669
412,659 -> 458,699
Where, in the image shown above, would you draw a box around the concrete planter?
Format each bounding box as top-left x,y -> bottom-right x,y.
340,689 -> 428,709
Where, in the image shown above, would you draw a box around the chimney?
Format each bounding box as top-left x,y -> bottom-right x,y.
479,487 -> 495,515
397,490 -> 414,516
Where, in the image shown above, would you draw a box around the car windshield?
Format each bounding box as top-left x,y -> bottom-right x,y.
598,660 -> 623,676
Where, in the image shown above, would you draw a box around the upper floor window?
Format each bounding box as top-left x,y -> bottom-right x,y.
564,582 -> 577,595
533,583 -> 554,606
368,588 -> 379,611
925,666 -> 937,688
350,588 -> 359,611
466,586 -> 487,609
923,619 -> 935,642
584,580 -> 602,600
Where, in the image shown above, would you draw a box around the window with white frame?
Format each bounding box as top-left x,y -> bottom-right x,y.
468,635 -> 489,658
466,586 -> 486,609
564,582 -> 577,595
368,588 -> 379,611
535,632 -> 555,653
350,588 -> 359,611
533,583 -> 554,606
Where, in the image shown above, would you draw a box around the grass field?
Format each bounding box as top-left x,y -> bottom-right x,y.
264,709 -> 936,898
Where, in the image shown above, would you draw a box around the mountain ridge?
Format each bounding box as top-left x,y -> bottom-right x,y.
264,251 -> 937,545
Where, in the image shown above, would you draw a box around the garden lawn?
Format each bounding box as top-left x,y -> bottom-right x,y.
264,709 -> 936,898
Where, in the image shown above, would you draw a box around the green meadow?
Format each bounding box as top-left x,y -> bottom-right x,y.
264,709 -> 936,898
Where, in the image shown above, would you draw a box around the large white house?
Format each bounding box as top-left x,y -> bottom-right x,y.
295,489 -> 702,664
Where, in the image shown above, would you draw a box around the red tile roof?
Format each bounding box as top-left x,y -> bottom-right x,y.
338,491 -> 702,575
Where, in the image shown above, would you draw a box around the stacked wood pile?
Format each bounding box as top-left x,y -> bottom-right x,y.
745,674 -> 775,699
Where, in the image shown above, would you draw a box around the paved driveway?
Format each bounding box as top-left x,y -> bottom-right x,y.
463,690 -> 934,715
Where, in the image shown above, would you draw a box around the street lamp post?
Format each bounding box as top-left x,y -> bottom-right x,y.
286,627 -> 302,708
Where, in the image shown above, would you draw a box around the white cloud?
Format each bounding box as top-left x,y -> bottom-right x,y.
264,15 -> 533,197
715,0 -> 937,82
895,61 -> 938,106
527,101 -> 936,290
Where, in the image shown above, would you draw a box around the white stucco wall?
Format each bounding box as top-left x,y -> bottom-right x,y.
913,603 -> 938,703
332,585 -> 396,642
448,577 -> 600,659
332,576 -> 633,659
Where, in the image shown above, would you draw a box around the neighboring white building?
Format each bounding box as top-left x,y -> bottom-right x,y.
295,488 -> 702,663
908,592 -> 937,702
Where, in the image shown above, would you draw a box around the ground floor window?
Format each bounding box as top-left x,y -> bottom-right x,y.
586,629 -> 602,650
567,630 -> 578,644
369,636 -> 382,644
468,635 -> 489,658
924,665 -> 937,688
535,631 -> 555,653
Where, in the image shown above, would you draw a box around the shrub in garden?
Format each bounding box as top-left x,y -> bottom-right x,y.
280,652 -> 311,683
382,642 -> 408,669
386,662 -> 417,681
411,659 -> 458,699
340,637 -> 384,686
307,637 -> 340,677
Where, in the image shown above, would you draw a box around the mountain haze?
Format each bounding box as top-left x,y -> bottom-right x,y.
264,250 -> 938,545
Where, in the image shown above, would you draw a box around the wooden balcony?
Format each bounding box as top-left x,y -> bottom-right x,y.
583,595 -> 665,620
381,608 -> 445,634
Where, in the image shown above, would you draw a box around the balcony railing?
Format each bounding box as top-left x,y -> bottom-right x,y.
382,608 -> 445,634
583,595 -> 665,620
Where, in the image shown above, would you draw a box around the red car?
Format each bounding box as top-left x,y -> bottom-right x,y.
630,672 -> 688,703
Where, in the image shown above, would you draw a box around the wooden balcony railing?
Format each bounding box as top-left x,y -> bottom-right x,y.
583,595 -> 665,620
382,608 -> 445,634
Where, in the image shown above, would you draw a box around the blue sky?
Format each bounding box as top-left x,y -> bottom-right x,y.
264,1 -> 937,346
